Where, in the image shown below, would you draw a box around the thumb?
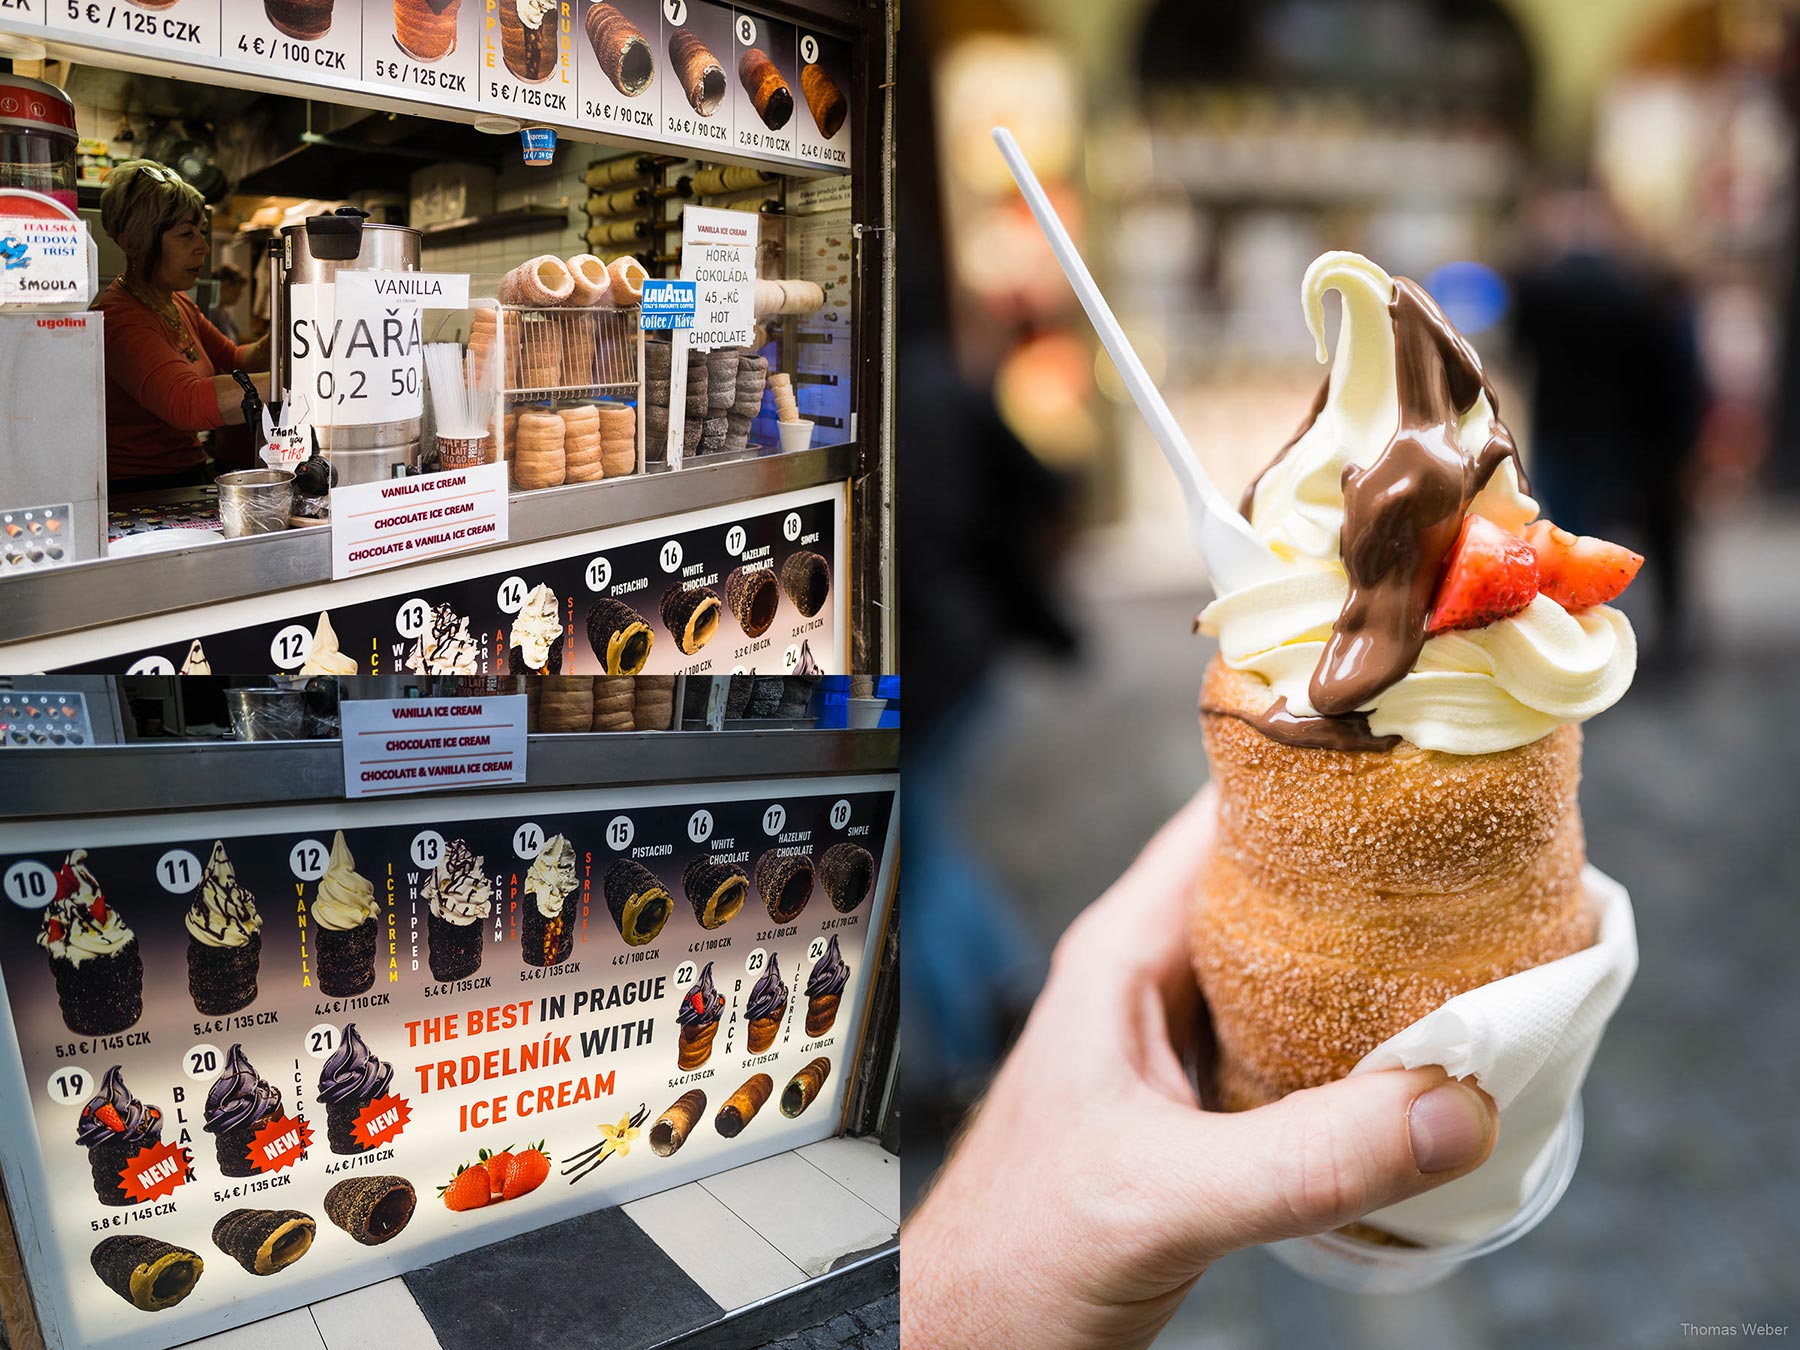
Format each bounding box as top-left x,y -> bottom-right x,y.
1172,1068 -> 1498,1262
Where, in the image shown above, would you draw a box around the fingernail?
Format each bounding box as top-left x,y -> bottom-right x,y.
1408,1082 -> 1492,1174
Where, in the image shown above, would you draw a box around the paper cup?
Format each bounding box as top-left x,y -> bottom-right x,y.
1265,1095 -> 1584,1293
437,434 -> 488,470
778,419 -> 813,454
519,126 -> 557,166
846,697 -> 885,728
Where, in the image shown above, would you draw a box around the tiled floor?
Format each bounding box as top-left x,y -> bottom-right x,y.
177,1137 -> 898,1350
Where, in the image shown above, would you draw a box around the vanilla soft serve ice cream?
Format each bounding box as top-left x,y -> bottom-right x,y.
1198,252 -> 1635,754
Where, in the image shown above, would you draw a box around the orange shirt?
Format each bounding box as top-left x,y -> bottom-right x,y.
95,281 -> 251,483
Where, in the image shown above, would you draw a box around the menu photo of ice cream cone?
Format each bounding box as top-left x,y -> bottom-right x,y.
38,850 -> 143,1038
675,961 -> 723,1070
1192,251 -> 1644,1129
423,838 -> 494,983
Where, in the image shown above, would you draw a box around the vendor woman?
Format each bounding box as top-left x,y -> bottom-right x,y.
95,160 -> 271,490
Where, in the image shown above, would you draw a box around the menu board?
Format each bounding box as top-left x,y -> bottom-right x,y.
362,0 -> 479,100
573,0 -> 662,137
792,26 -> 851,169
2,482 -> 847,677
726,7 -> 793,161
481,0 -> 575,121
7,0 -> 850,172
0,775 -> 896,1350
222,0 -> 363,87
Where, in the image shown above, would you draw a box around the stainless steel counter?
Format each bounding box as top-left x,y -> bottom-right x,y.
0,443 -> 856,646
0,726 -> 898,820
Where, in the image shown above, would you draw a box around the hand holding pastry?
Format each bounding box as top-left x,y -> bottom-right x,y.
901,786 -> 1497,1350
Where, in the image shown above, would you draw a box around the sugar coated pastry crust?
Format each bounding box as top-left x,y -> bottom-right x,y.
1191,658 -> 1595,1110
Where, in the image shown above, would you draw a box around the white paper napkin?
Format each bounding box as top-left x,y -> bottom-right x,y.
1349,865 -> 1638,1246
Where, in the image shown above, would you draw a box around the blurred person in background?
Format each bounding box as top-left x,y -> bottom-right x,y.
1511,177 -> 1708,656
899,9 -> 1078,1125
207,263 -> 246,344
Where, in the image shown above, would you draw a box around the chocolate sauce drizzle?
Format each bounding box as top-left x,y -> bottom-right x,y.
1203,695 -> 1400,753
1231,275 -> 1528,747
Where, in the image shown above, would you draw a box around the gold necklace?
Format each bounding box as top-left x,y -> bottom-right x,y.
124,278 -> 199,363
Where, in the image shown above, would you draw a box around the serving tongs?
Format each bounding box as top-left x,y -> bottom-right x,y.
991,126 -> 1280,592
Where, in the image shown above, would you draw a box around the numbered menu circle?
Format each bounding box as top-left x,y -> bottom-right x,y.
735,12 -> 756,44
270,624 -> 312,671
801,33 -> 819,63
127,656 -> 175,675
830,799 -> 853,830
687,809 -> 714,844
725,525 -> 746,557
659,539 -> 683,574
157,849 -> 202,895
807,935 -> 828,962
762,803 -> 786,837
664,0 -> 688,25
290,839 -> 330,882
744,946 -> 769,978
46,1065 -> 93,1106
184,1044 -> 224,1083
513,822 -> 546,861
783,512 -> 802,541
397,598 -> 431,639
4,860 -> 56,909
605,815 -> 634,851
306,1023 -> 341,1060
411,831 -> 447,871
585,556 -> 613,593
672,959 -> 698,988
498,576 -> 530,615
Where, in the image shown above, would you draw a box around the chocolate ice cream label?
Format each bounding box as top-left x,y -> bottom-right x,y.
0,776 -> 893,1350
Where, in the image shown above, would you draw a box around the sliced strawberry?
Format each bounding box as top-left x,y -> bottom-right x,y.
502,1144 -> 550,1200
89,897 -> 108,924
54,865 -> 78,901
1524,521 -> 1643,612
1427,514 -> 1539,634
687,991 -> 706,1016
44,919 -> 64,944
438,1162 -> 491,1212
479,1146 -> 514,1199
95,1103 -> 126,1132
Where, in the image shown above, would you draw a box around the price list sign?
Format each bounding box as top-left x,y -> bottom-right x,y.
0,775 -> 896,1350
362,0 -> 477,98
729,8 -> 795,160
223,0 -> 361,83
574,0 -> 662,136
679,204 -> 755,351
793,26 -> 852,168
658,0 -> 734,154
45,0 -> 218,57
481,0 -> 576,119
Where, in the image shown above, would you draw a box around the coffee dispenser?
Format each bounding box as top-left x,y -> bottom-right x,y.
268,207 -> 424,486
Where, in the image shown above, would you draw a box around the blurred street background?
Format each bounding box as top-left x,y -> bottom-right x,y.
899,0 -> 1800,1343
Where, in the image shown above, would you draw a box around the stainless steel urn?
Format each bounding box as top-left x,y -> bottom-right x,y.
269,208 -> 424,486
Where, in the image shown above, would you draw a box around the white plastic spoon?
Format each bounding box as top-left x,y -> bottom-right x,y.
991,126 -> 1280,591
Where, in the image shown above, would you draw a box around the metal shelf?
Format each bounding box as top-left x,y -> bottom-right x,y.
420,205 -> 572,246
0,727 -> 897,820
0,441 -> 856,647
